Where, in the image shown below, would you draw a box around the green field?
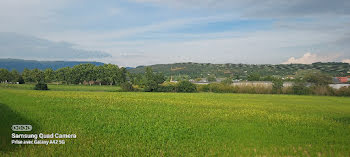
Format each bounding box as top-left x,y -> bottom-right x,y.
0,84 -> 121,92
1,87 -> 350,156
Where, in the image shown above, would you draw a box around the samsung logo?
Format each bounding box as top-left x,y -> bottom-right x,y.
12,125 -> 32,131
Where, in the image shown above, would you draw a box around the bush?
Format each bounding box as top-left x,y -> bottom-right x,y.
121,82 -> 134,92
335,86 -> 350,96
272,79 -> 283,94
144,80 -> 158,92
310,85 -> 335,96
208,83 -> 236,93
197,84 -> 210,92
176,81 -> 197,93
234,84 -> 272,94
282,86 -> 294,95
157,82 -> 176,92
34,82 -> 48,90
292,81 -> 309,95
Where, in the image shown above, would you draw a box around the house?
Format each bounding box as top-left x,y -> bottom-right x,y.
336,77 -> 348,83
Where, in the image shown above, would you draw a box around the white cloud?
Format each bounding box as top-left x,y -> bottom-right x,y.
282,53 -> 341,64
342,59 -> 350,63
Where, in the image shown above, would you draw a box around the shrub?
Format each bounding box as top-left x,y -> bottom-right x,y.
176,81 -> 197,93
157,82 -> 176,92
309,85 -> 335,96
144,80 -> 158,92
335,86 -> 350,96
208,83 -> 236,93
197,84 -> 210,92
121,82 -> 134,92
34,82 -> 48,90
292,81 -> 309,95
235,85 -> 272,94
272,79 -> 283,94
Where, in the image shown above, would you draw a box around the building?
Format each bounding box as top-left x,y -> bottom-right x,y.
336,77 -> 348,83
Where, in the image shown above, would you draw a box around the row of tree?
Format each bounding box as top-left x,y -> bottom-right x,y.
0,64 -> 169,92
0,64 -> 128,85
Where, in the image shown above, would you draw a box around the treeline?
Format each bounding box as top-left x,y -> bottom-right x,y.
1,64 -> 349,96
0,64 -> 127,85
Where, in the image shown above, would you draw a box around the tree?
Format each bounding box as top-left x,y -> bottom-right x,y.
0,68 -> 10,83
56,67 -> 72,84
120,82 -> 134,91
144,67 -> 165,92
292,80 -> 309,95
154,73 -> 165,84
272,79 -> 283,94
176,80 -> 197,93
44,68 -> 55,83
114,67 -> 126,85
22,68 -> 34,83
247,73 -> 260,81
95,64 -> 118,85
31,68 -> 44,83
10,69 -> 21,83
304,71 -> 332,86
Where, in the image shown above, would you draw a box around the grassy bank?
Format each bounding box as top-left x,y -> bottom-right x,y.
0,87 -> 350,156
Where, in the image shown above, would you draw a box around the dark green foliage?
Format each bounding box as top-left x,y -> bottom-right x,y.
292,81 -> 309,95
22,68 -> 34,83
176,81 -> 197,93
143,67 -> 165,92
129,62 -> 350,79
157,83 -> 176,92
31,68 -> 45,83
247,73 -> 260,81
206,75 -> 216,82
0,68 -> 10,82
144,80 -> 158,92
304,71 -> 332,86
120,82 -> 134,92
272,79 -> 283,94
34,82 -> 48,90
154,73 -> 166,84
221,77 -> 233,85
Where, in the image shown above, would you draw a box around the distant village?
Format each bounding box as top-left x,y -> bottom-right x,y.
178,75 -> 350,89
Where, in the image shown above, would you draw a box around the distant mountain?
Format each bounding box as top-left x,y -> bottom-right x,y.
125,67 -> 135,70
0,58 -> 104,72
128,62 -> 350,78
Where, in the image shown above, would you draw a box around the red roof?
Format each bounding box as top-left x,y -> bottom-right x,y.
337,77 -> 348,83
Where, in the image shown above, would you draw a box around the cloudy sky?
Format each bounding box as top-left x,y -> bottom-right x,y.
0,0 -> 349,66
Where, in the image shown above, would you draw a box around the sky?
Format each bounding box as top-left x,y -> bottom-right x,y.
0,0 -> 349,67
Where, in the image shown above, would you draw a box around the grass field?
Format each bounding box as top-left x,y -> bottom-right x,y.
0,86 -> 350,156
0,84 -> 121,92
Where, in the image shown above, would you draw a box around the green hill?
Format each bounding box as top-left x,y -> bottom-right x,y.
129,62 -> 350,78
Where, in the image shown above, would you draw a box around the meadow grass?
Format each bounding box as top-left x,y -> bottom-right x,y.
0,84 -> 121,92
0,87 -> 350,156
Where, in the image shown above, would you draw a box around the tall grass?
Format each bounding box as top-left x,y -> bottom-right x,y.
196,83 -> 350,96
1,88 -> 350,156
